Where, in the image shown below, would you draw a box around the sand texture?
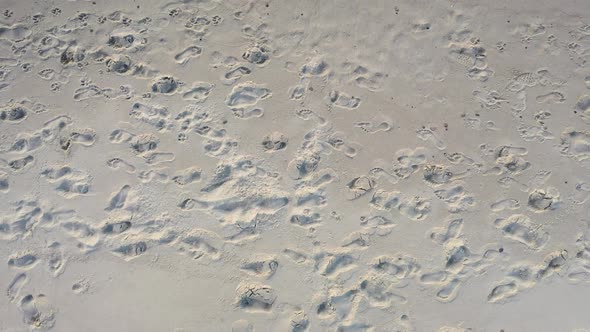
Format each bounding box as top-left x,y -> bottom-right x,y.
1,0 -> 590,331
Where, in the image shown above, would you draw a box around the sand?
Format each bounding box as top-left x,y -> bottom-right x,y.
1,0 -> 590,331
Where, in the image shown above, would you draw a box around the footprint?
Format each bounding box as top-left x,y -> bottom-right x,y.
370,190 -> 401,212
71,279 -> 90,294
559,128 -> 590,163
372,255 -> 421,279
138,169 -> 168,183
107,33 -> 136,49
178,229 -> 222,261
262,132 -> 288,152
393,147 -> 427,179
172,167 -> 202,186
288,310 -> 310,332
113,242 -> 148,260
129,134 -> 159,155
315,251 -> 356,277
151,76 -> 179,94
18,294 -> 55,329
398,196 -> 432,220
61,221 -> 99,250
242,44 -> 270,65
7,273 -> 27,302
7,253 -> 38,269
0,24 -> 32,42
423,165 -> 454,186
436,278 -> 461,302
143,152 -> 175,165
236,283 -> 276,312
536,91 -> 565,104
490,198 -> 520,212
223,66 -> 252,84
417,126 -> 446,150
0,171 -> 9,192
346,176 -> 375,200
527,170 -> 552,188
359,272 -> 407,307
327,90 -> 360,109
341,231 -> 371,248
8,155 -> 34,172
527,188 -> 559,212
101,220 -> 132,235
109,128 -> 135,143
290,212 -> 321,227
495,145 -> 531,174
287,152 -> 321,180
240,257 -> 279,279
572,182 -> 590,204
57,128 -> 97,152
182,82 -> 214,102
69,128 -> 97,146
105,185 -> 132,211
430,218 -> 463,244
575,95 -> 590,123
487,282 -> 517,303
226,81 -> 271,109
298,58 -> 329,77
360,215 -> 396,233
420,271 -> 448,284
494,214 -> 549,250
316,288 -> 358,320
537,250 -> 568,279
231,108 -> 264,119
283,248 -> 307,263
5,133 -> 44,154
326,133 -> 360,158
354,121 -> 392,133
289,83 -> 307,100
178,198 -> 203,210
294,108 -> 326,124
46,243 -> 66,277
445,245 -> 470,270
41,166 -> 91,197
0,105 -> 28,123
129,102 -> 172,131
105,55 -> 132,74
106,158 -> 136,173
175,45 -> 203,64
351,66 -> 386,92
517,124 -> 554,142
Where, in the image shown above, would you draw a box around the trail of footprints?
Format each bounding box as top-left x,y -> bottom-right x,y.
1,1 -> 590,331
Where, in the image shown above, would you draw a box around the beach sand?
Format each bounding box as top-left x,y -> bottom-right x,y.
1,0 -> 590,330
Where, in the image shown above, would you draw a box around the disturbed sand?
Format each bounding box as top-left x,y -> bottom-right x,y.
1,0 -> 590,331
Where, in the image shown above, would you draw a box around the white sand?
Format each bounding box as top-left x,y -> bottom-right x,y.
1,0 -> 590,330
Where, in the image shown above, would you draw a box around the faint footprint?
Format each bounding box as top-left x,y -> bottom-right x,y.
490,198 -> 520,212
536,91 -> 565,104
175,45 -> 203,65
327,90 -> 360,109
18,294 -> 56,329
7,273 -> 27,302
7,252 -> 38,269
417,126 -> 446,150
354,121 -> 392,133
105,185 -> 132,211
71,279 -> 90,294
487,282 -> 517,303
